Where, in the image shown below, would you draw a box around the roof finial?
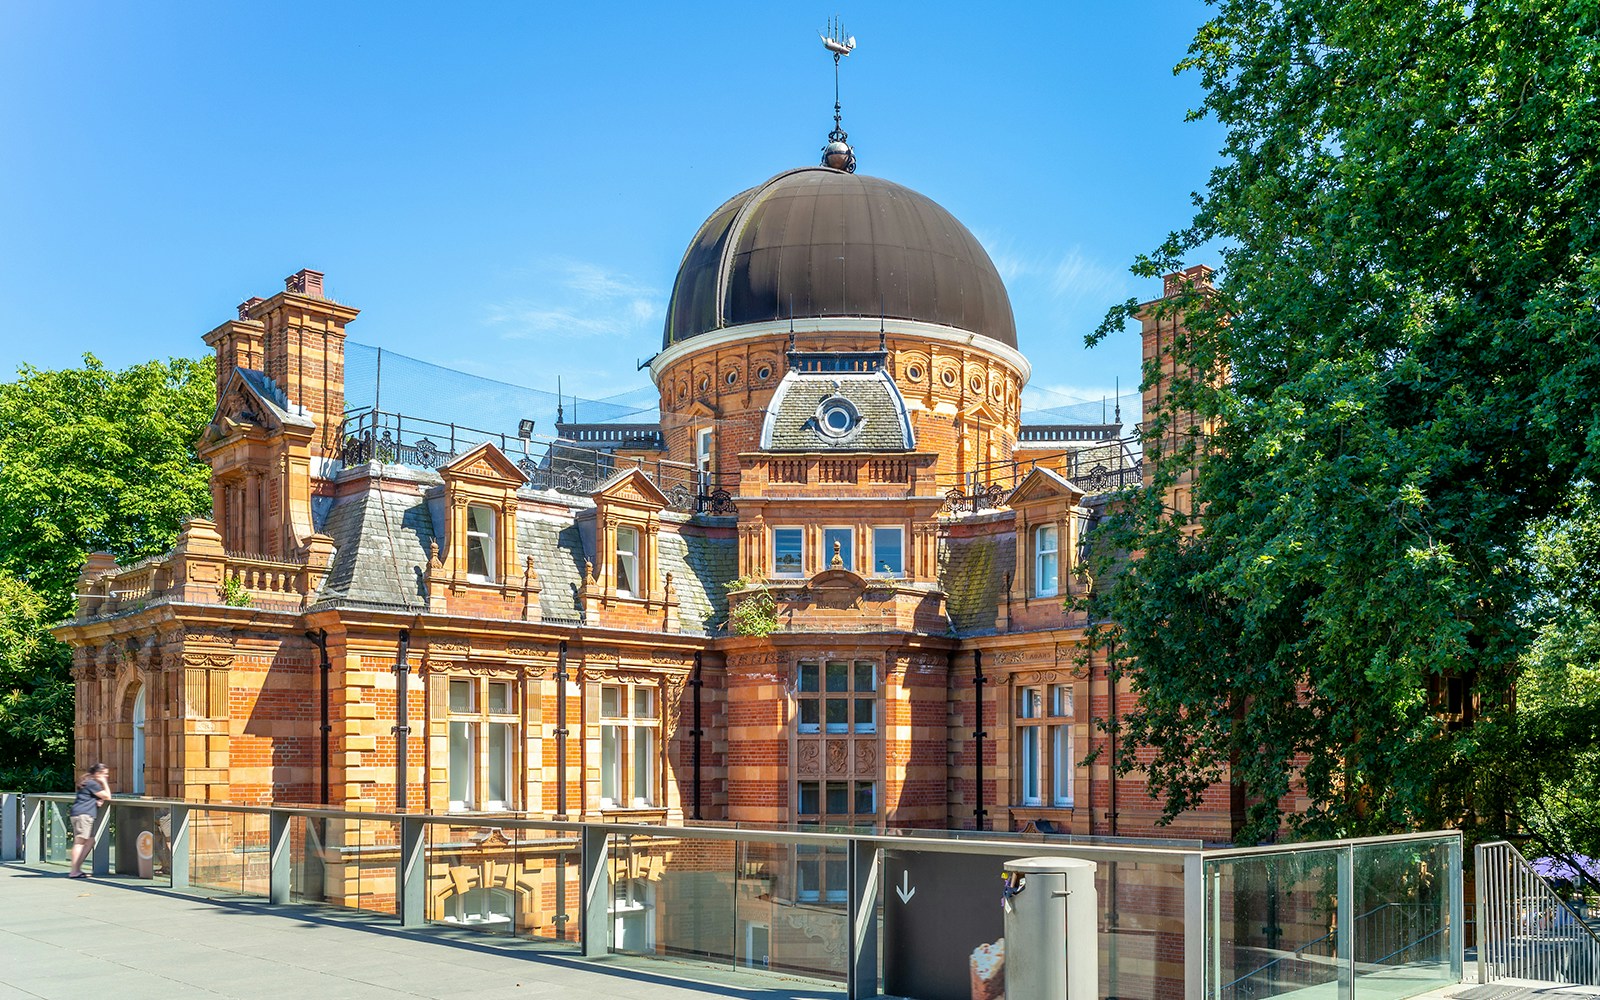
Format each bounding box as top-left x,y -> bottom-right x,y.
820,17 -> 857,173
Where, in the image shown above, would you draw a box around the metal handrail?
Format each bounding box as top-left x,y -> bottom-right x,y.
1476,839 -> 1600,986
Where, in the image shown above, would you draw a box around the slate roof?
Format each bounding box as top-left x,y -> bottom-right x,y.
759,369 -> 914,452
236,369 -> 314,429
516,514 -> 586,625
660,532 -> 739,635
316,491 -> 433,609
938,531 -> 1015,635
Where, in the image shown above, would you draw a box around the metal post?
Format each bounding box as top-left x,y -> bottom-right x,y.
1,793 -> 17,862
848,839 -> 881,999
90,801 -> 112,877
169,805 -> 190,889
690,651 -> 703,821
972,649 -> 987,831
1188,855 -> 1208,1000
556,641 -> 570,817
268,808 -> 291,904
22,795 -> 43,865
1337,846 -> 1355,1000
398,815 -> 426,928
393,629 -> 411,812
1449,837 -> 1465,983
580,827 -> 610,958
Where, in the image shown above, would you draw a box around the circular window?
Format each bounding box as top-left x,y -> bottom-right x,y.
677,386 -> 687,401
816,396 -> 860,438
969,375 -> 983,393
699,375 -> 710,393
906,364 -> 924,381
941,369 -> 957,386
757,365 -> 772,381
725,370 -> 739,386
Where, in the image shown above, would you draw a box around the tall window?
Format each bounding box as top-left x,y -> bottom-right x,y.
600,683 -> 659,808
466,505 -> 496,583
772,527 -> 804,577
822,527 -> 854,571
1015,681 -> 1074,808
872,526 -> 904,577
794,780 -> 876,901
615,526 -> 640,597
448,677 -> 517,811
131,687 -> 146,795
697,428 -> 714,492
796,660 -> 877,735
1034,524 -> 1059,598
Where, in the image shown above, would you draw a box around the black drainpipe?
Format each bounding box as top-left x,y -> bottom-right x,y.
555,640 -> 569,817
690,650 -> 704,820
304,629 -> 331,805
973,648 -> 988,831
393,628 -> 411,812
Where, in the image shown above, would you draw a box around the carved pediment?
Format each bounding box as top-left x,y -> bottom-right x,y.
591,467 -> 668,511
1007,466 -> 1085,508
440,441 -> 526,485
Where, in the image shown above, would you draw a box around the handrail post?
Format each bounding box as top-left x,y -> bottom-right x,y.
399,815 -> 426,928
90,802 -> 112,877
1337,846 -> 1356,1000
22,795 -> 43,865
268,808 -> 291,904
1,792 -> 17,862
848,837 -> 881,999
1185,853 -> 1206,1000
169,804 -> 190,889
1448,836 -> 1465,983
580,827 -> 610,958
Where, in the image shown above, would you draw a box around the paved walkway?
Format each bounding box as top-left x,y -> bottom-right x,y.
0,865 -> 837,1000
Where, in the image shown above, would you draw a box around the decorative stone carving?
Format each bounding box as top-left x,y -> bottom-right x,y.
855,741 -> 877,776
797,741 -> 821,776
825,741 -> 847,774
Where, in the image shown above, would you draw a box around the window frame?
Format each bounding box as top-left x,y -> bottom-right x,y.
465,504 -> 497,584
615,525 -> 640,598
796,659 -> 877,737
772,526 -> 806,578
1034,523 -> 1060,598
447,675 -> 519,813
1014,680 -> 1074,809
598,681 -> 661,810
871,525 -> 905,578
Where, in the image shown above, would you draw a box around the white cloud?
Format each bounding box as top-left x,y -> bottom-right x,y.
975,231 -> 1131,315
487,258 -> 663,341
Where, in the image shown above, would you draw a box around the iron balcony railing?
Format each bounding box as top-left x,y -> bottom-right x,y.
336,408 -> 736,515
1476,840 -> 1600,987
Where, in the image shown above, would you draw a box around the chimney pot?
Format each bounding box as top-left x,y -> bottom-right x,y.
285,269 -> 325,298
237,296 -> 265,320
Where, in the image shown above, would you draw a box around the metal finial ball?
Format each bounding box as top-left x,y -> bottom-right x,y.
823,139 -> 856,173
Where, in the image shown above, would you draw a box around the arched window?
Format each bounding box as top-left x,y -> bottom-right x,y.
131,687 -> 146,795
444,886 -> 514,927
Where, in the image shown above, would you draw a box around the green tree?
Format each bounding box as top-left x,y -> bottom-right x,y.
1086,1 -> 1600,843
0,354 -> 214,789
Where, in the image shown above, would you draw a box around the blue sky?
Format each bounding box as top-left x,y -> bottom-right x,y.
0,2 -> 1222,423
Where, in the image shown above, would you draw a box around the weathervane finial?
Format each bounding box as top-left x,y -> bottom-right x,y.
820,17 -> 857,172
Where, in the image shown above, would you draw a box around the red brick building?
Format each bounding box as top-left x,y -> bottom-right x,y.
54,162 -> 1234,851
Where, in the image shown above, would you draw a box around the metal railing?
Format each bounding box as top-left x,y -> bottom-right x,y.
4,792 -> 1462,1000
336,408 -> 736,514
1476,840 -> 1600,986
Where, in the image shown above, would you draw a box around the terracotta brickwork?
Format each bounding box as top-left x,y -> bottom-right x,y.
55,261 -> 1254,957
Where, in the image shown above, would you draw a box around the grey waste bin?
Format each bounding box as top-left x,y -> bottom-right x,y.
1001,857 -> 1097,1000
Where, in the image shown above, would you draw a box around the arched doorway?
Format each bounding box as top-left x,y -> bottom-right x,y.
130,686 -> 146,795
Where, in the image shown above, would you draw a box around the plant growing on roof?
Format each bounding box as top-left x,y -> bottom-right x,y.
220,575 -> 252,608
724,577 -> 780,637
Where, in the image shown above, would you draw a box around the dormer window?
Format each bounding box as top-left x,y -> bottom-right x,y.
1034,524 -> 1059,598
466,505 -> 496,583
616,525 -> 640,597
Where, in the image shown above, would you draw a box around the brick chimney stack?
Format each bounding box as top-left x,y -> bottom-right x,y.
251,268 -> 360,459
285,269 -> 325,298
1138,265 -> 1218,522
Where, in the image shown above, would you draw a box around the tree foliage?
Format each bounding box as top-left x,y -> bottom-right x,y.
0,354 -> 214,789
1085,0 -> 1600,843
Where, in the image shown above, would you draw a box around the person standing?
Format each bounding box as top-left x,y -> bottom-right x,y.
67,763 -> 111,879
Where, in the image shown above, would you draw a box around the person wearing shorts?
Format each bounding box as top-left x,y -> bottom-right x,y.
67,763 -> 111,879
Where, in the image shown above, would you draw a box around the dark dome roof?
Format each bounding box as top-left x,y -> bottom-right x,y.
663,167 -> 1017,350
